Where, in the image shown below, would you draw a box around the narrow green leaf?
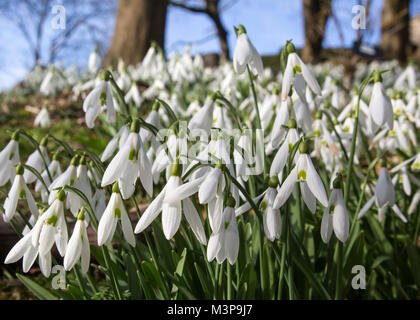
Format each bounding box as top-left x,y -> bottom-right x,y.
16,273 -> 58,300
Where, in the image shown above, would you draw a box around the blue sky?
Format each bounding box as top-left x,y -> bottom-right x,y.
0,0 -> 419,91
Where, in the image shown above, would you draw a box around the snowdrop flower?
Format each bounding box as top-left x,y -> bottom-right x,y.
88,47 -> 101,74
40,69 -> 58,96
213,103 -> 233,130
135,161 -> 207,243
233,25 -> 263,77
270,96 -> 291,148
395,62 -> 416,90
273,141 -> 328,212
233,132 -> 255,181
358,166 -> 407,223
389,156 -> 416,197
4,226 -> 39,274
35,152 -> 62,202
188,94 -> 216,133
83,73 -> 116,128
34,107 -> 51,128
64,208 -> 90,273
48,155 -> 79,205
68,155 -> 93,216
117,68 -> 131,91
321,175 -> 349,243
198,164 -> 224,204
411,152 -> 420,172
97,182 -> 136,247
125,81 -> 143,107
0,132 -> 20,187
3,164 -> 38,222
281,41 -> 321,100
23,137 -> 50,184
337,91 -> 370,122
312,111 -> 339,159
101,120 -> 153,199
31,190 -> 68,277
101,124 -> 130,162
207,197 -> 239,265
270,119 -> 300,178
367,72 -> 394,135
261,177 -> 282,242
140,102 -> 161,144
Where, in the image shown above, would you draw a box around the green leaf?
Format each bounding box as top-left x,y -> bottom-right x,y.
407,242 -> 420,295
292,255 -> 331,300
123,253 -> 142,300
194,262 -> 213,298
175,248 -> 188,277
156,98 -> 178,124
141,260 -> 168,299
16,273 -> 58,300
366,214 -> 393,255
371,255 -> 392,269
67,284 -> 84,299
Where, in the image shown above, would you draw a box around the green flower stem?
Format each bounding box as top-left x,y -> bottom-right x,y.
295,184 -> 304,240
108,73 -> 130,117
246,65 -> 268,181
101,246 -> 123,300
340,72 -> 376,300
18,130 -> 52,182
286,211 -> 294,300
227,261 -> 232,300
73,266 -> 89,299
334,241 -> 343,300
131,196 -> 160,271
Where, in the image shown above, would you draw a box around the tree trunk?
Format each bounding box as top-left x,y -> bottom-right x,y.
103,0 -> 168,68
381,0 -> 410,64
207,0 -> 229,61
302,0 -> 331,64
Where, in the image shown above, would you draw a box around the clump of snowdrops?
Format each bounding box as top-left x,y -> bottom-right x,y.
2,26 -> 420,300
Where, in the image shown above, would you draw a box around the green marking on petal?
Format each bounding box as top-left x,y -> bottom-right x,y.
293,65 -> 302,74
224,221 -> 230,230
114,207 -> 121,219
298,170 -> 306,181
19,189 -> 26,199
128,149 -> 137,161
100,91 -> 107,106
47,215 -> 58,226
261,201 -> 267,211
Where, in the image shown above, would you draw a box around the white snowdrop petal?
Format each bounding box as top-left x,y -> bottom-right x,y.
305,155 -> 328,206
198,168 -> 221,204
134,186 -> 166,234
183,198 -> 207,245
273,168 -> 297,209
162,201 -> 182,240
